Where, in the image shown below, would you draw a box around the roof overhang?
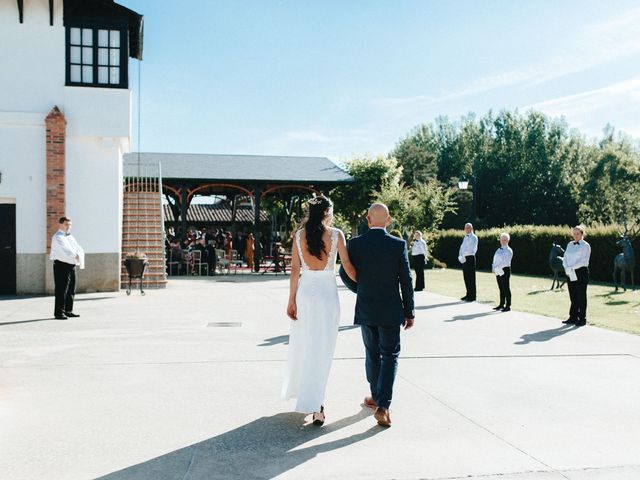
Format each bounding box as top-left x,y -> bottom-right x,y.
63,0 -> 143,60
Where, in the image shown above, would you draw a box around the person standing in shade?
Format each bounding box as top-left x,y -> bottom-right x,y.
246,233 -> 255,270
562,225 -> 591,326
458,223 -> 478,301
50,216 -> 84,320
492,232 -> 513,312
411,230 -> 428,292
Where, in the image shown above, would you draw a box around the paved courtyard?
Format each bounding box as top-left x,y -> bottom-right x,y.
1,275 -> 640,480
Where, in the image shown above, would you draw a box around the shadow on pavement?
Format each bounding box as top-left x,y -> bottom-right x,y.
97,407 -> 382,480
514,324 -> 578,345
0,317 -> 62,327
75,296 -> 118,302
258,325 -> 359,347
444,311 -> 499,322
415,301 -> 465,310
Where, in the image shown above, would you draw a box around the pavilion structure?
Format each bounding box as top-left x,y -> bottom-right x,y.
123,152 -> 353,271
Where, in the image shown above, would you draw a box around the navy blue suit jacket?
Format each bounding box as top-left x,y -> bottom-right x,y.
340,229 -> 415,326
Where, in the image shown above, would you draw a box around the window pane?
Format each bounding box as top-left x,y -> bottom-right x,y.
70,28 -> 81,45
70,65 -> 81,82
98,48 -> 108,65
82,65 -> 93,83
110,30 -> 120,48
82,47 -> 93,65
98,29 -> 109,47
110,48 -> 120,66
98,67 -> 109,84
70,46 -> 81,64
109,67 -> 120,84
82,28 -> 93,46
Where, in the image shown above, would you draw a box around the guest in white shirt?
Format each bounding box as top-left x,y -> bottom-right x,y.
50,216 -> 84,319
562,225 -> 591,326
411,230 -> 428,291
458,223 -> 478,301
492,232 -> 513,312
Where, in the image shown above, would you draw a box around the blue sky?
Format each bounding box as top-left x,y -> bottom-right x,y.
126,0 -> 640,162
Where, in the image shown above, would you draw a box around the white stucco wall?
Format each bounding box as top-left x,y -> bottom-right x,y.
0,114 -> 46,254
65,136 -> 125,253
0,1 -> 65,113
0,0 -> 135,292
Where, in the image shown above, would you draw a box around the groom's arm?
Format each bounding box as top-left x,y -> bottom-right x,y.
398,242 -> 415,320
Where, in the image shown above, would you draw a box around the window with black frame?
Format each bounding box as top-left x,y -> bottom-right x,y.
66,26 -> 127,88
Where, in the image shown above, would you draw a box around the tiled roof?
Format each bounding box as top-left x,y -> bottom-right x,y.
163,204 -> 269,224
124,152 -> 352,183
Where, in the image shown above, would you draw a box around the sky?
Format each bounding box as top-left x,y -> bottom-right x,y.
126,0 -> 640,163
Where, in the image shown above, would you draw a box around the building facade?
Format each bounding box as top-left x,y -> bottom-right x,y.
0,0 -> 143,294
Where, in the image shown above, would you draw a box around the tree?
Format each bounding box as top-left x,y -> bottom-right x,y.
331,155 -> 401,234
373,177 -> 457,236
578,144 -> 640,225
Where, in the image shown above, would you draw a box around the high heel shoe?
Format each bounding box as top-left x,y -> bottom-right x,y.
312,406 -> 325,426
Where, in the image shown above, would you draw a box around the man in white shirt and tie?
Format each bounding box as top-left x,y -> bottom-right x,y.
50,216 -> 84,319
458,223 -> 478,301
411,230 -> 428,291
562,225 -> 591,326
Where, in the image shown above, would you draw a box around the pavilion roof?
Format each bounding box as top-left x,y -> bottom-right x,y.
123,152 -> 353,184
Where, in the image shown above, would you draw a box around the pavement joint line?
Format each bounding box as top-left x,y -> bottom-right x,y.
396,373 -> 571,480
394,464 -> 640,480
1,353 -> 635,369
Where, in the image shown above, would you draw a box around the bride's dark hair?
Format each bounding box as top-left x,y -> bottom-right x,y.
302,196 -> 333,260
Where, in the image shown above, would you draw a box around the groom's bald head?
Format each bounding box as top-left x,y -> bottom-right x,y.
368,203 -> 391,228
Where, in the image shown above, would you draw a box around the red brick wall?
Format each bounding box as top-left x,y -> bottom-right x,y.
45,106 -> 66,251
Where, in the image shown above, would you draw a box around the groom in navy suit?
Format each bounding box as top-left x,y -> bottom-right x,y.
340,203 -> 415,427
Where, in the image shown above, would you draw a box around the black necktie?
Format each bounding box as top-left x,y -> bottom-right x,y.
573,241 -> 579,245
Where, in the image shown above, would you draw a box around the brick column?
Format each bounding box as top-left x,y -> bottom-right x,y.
45,106 -> 66,251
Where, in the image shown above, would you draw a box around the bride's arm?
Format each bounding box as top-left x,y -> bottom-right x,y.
337,230 -> 356,281
287,241 -> 300,320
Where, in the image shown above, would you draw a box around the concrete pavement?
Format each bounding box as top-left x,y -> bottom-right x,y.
1,275 -> 640,480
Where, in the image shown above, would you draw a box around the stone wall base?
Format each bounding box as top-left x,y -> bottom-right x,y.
17,253 -> 121,294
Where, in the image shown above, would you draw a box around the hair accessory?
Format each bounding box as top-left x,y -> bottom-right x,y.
308,197 -> 324,205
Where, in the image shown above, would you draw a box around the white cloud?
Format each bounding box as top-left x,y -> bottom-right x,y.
524,76 -> 640,139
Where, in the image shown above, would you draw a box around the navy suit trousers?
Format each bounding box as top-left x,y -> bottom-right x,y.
360,324 -> 401,409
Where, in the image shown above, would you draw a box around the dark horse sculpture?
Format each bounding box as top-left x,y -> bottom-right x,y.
613,235 -> 635,291
549,243 -> 566,290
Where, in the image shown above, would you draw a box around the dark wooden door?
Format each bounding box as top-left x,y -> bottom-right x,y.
0,204 -> 17,295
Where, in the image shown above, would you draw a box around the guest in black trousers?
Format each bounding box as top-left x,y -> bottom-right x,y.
562,225 -> 591,326
492,232 -> 513,312
49,216 -> 84,320
411,230 -> 428,291
458,223 -> 478,301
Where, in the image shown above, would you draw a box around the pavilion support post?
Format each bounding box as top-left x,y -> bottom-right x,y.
180,186 -> 188,238
253,188 -> 262,272
231,194 -> 238,231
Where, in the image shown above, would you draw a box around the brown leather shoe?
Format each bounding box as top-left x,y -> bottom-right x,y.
363,396 -> 378,410
374,407 -> 391,427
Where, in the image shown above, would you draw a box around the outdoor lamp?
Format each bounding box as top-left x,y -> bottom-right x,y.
458,177 -> 469,190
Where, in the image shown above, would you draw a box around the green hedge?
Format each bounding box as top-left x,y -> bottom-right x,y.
430,225 -> 640,283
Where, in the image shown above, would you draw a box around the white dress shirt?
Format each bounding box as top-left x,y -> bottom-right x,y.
411,238 -> 428,258
458,233 -> 478,264
492,246 -> 513,276
562,240 -> 590,282
50,230 -> 85,269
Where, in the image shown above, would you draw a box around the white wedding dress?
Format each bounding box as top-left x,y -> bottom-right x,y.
282,228 -> 340,413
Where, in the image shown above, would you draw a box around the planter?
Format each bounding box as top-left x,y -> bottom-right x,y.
124,255 -> 149,295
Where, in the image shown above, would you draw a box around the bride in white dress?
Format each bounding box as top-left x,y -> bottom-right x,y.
282,196 -> 356,425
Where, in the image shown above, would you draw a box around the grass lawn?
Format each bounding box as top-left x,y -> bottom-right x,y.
424,268 -> 640,335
